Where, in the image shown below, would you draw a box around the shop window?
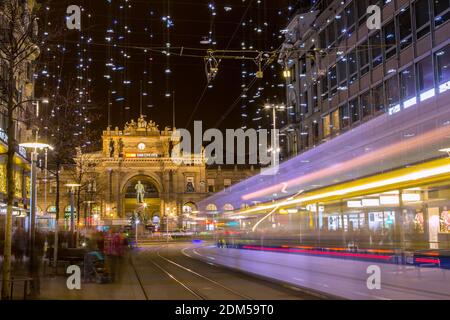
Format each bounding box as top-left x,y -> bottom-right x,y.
385,76 -> 400,114
339,103 -> 350,128
370,31 -> 383,68
358,41 -> 370,76
345,1 -> 356,35
416,55 -> 435,100
348,50 -> 358,84
414,0 -> 431,39
434,0 -> 450,28
331,109 -> 340,134
337,58 -> 347,87
360,91 -> 372,119
373,83 -> 385,113
440,207 -> 450,233
436,45 -> 450,93
400,65 -> 417,108
329,65 -> 338,95
383,20 -> 397,60
349,98 -> 360,123
322,114 -> 331,138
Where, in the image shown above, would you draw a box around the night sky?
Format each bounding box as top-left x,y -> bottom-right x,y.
36,0 -> 297,139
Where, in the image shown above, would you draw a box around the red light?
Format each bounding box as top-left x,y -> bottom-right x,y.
415,257 -> 440,264
242,246 -> 393,261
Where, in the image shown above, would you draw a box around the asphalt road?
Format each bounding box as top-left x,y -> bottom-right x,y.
129,243 -> 321,300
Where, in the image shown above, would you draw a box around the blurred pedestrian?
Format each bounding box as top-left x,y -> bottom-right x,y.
13,228 -> 27,266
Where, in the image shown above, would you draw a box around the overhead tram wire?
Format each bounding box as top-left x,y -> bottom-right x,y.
213,46 -> 280,128
184,0 -> 256,128
45,38 -> 391,61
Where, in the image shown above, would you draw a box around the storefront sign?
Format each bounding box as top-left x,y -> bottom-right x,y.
0,129 -> 27,158
125,153 -> 160,159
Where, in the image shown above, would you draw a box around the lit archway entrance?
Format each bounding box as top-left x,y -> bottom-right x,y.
122,176 -> 161,224
182,202 -> 198,231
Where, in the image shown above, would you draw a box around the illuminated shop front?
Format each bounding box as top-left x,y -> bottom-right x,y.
0,138 -> 31,233
233,157 -> 450,250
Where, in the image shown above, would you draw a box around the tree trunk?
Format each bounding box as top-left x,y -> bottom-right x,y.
1,62 -> 16,300
52,163 -> 60,271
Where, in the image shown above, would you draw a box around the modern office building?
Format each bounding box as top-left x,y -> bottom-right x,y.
279,0 -> 449,156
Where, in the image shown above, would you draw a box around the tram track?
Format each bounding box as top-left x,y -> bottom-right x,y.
129,243 -> 309,300
154,247 -> 253,300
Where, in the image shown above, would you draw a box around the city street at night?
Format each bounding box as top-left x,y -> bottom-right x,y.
1,0 -> 450,315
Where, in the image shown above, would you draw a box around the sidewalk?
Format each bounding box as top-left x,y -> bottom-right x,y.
38,256 -> 146,300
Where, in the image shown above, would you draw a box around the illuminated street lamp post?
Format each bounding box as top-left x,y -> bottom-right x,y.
264,103 -> 285,168
19,140 -> 53,297
135,215 -> 140,248
166,207 -> 176,243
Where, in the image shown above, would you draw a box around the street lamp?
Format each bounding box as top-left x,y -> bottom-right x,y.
165,207 -> 176,243
65,183 -> 81,248
264,103 -> 285,168
19,138 -> 53,297
135,217 -> 140,248
32,97 -> 49,118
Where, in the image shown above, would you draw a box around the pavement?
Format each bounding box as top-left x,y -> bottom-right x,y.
189,244 -> 450,300
7,243 -> 318,300
38,255 -> 146,300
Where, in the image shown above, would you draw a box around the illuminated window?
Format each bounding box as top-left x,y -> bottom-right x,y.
322,115 -> 331,137
436,45 -> 450,93
434,0 -> 450,27
348,50 -> 358,84
383,20 -> 397,60
400,65 -> 417,108
339,103 -> 350,128
331,109 -> 340,134
345,1 -> 356,35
